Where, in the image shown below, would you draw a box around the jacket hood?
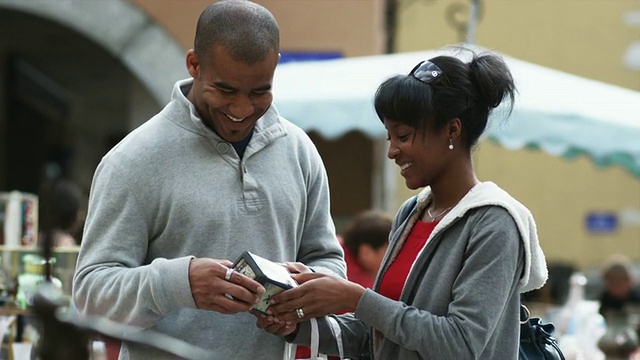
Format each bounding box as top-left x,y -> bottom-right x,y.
416,181 -> 548,293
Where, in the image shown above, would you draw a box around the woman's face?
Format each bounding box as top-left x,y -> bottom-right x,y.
384,118 -> 450,190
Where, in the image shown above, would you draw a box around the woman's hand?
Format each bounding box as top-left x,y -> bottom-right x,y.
282,261 -> 314,275
266,272 -> 366,324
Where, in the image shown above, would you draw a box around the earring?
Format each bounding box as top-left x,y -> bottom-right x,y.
448,139 -> 454,150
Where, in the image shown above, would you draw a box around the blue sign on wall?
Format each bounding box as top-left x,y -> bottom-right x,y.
279,51 -> 343,64
586,212 -> 618,233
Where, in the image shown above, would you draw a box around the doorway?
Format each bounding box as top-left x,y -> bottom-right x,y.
4,57 -> 72,194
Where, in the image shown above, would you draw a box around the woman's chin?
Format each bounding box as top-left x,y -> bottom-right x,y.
404,179 -> 422,190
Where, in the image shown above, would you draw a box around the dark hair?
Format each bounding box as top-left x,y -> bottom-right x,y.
342,210 -> 392,258
602,255 -> 635,282
374,50 -> 516,148
194,0 -> 280,65
39,178 -> 82,232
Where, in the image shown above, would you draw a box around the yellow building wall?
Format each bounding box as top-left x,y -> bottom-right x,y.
476,142 -> 640,270
395,0 -> 640,270
396,0 -> 640,90
131,0 -> 385,56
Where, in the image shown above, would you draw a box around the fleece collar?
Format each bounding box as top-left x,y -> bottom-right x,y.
415,181 -> 548,293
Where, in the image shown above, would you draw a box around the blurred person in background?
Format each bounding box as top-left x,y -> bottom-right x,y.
341,210 -> 392,288
38,175 -> 84,247
262,49 -> 548,359
72,1 -> 345,359
599,254 -> 640,318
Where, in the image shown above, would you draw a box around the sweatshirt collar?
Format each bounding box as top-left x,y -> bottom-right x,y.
170,78 -> 287,145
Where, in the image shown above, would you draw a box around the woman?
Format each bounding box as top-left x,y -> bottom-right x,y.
261,49 -> 548,359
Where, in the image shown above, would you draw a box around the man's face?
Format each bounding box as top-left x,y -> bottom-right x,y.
186,46 -> 279,142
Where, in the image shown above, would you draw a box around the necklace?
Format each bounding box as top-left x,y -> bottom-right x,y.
426,205 -> 454,222
425,183 -> 478,222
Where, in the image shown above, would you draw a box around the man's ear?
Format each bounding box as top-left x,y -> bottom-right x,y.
186,49 -> 200,78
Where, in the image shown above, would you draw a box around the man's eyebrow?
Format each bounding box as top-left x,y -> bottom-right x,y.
213,81 -> 272,92
213,81 -> 237,91
254,84 -> 272,91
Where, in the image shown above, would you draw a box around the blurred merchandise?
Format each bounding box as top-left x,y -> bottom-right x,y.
0,246 -> 78,302
597,310 -> 639,360
12,342 -> 32,360
16,254 -> 62,309
0,315 -> 16,358
0,191 -> 38,248
552,272 -> 606,360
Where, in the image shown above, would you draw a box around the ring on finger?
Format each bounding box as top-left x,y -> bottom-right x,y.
295,308 -> 304,319
225,267 -> 234,281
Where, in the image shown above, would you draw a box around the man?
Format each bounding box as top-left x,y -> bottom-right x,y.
72,1 -> 345,359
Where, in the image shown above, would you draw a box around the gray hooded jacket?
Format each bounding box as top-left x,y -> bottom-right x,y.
291,181 -> 548,359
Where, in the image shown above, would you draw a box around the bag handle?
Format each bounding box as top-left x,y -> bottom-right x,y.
520,304 -> 530,324
310,318 -> 320,359
327,316 -> 344,359
284,318 -> 325,360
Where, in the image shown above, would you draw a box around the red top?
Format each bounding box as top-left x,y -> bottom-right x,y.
378,220 -> 438,301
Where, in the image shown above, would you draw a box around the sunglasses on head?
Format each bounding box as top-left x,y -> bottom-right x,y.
409,60 -> 444,85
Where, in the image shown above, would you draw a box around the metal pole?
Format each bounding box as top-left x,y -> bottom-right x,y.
466,0 -> 479,45
385,0 -> 398,53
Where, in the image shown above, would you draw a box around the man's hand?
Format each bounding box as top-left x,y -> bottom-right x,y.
188,258 -> 265,314
252,310 -> 298,337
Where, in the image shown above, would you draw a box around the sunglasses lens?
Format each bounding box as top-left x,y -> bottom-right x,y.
411,61 -> 443,84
